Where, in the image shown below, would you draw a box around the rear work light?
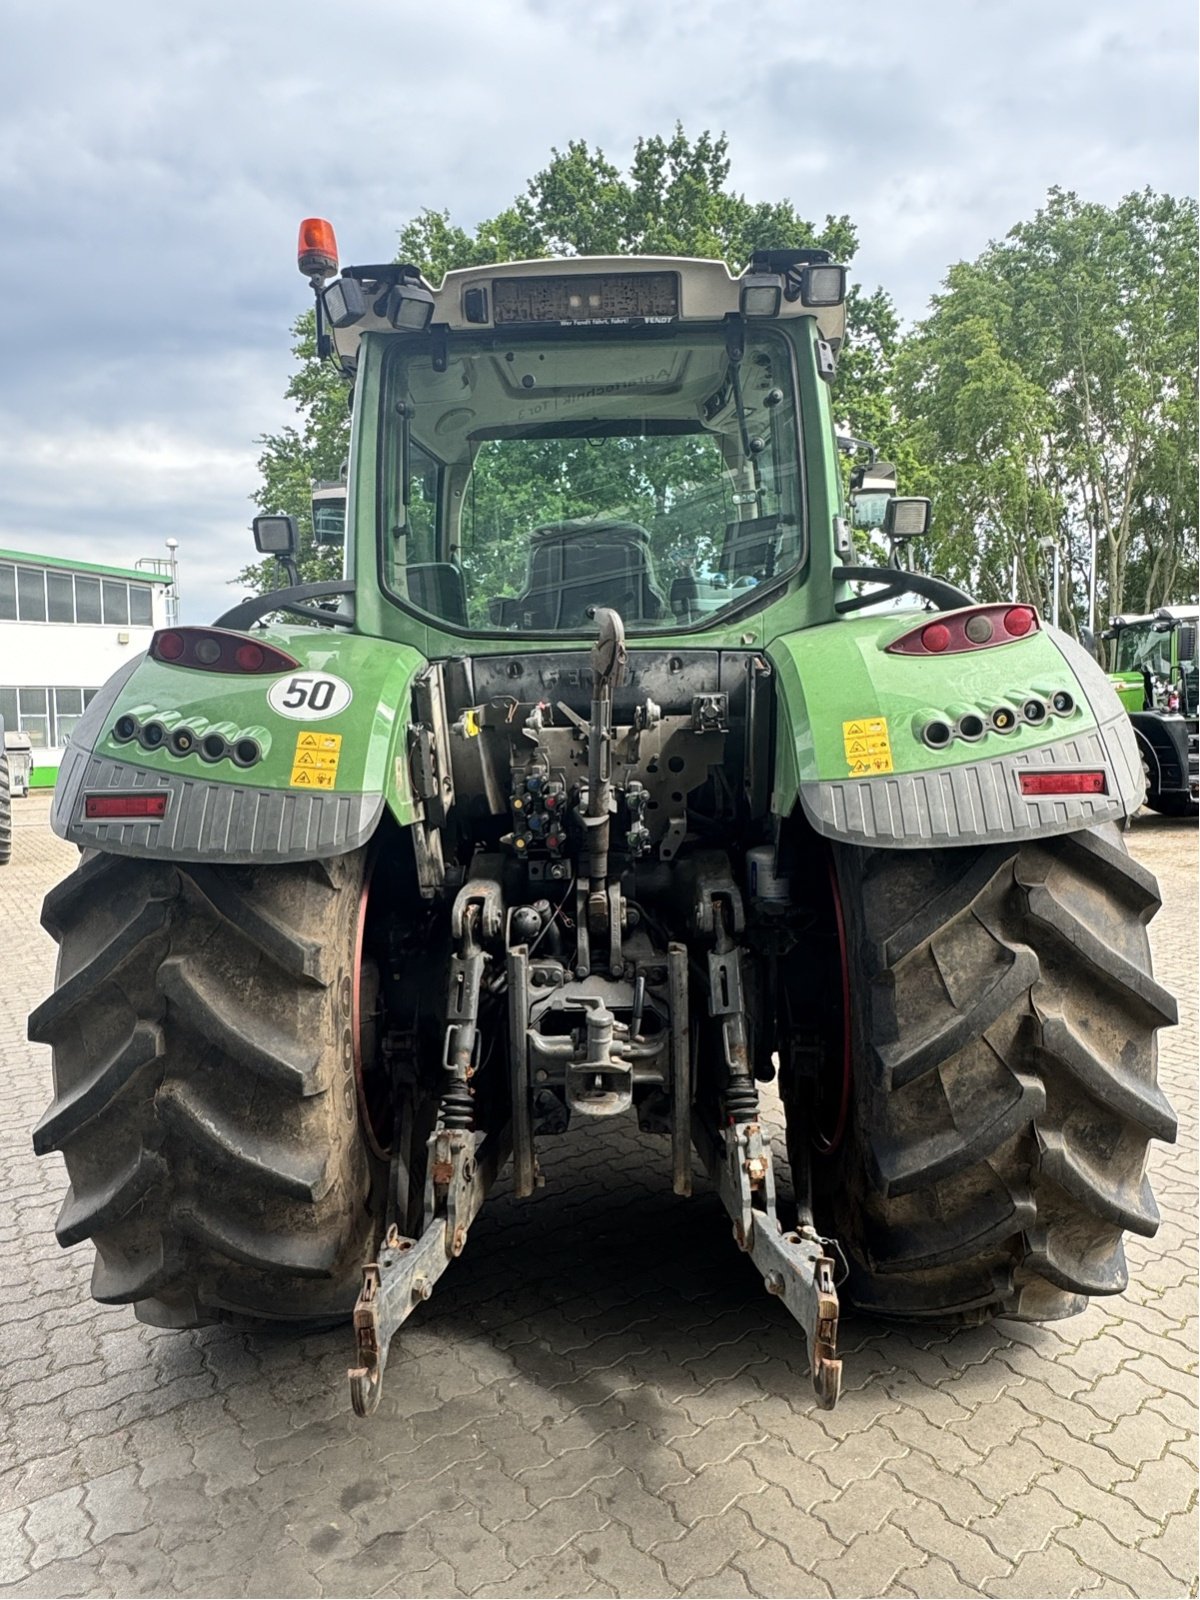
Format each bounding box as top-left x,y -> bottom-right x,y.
887,604 -> 1041,656
150,629 -> 298,674
1019,771 -> 1107,797
85,793 -> 168,820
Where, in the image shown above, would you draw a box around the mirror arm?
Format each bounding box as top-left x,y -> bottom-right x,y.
832,565 -> 974,614
214,581 -> 356,631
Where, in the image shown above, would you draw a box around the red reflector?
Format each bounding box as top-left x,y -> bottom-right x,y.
150,627 -> 298,673
1019,771 -> 1107,797
85,793 -> 169,819
887,604 -> 1041,656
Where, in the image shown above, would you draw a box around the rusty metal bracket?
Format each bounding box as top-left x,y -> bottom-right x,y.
348,1125 -> 510,1418
750,1222 -> 843,1408
696,1113 -> 843,1410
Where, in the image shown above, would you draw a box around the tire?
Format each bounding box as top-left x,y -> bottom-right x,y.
1146,795 -> 1199,818
30,849 -> 384,1328
825,823 -> 1178,1323
0,755 -> 11,865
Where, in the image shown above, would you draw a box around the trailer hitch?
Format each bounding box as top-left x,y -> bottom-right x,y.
347,1124 -> 509,1416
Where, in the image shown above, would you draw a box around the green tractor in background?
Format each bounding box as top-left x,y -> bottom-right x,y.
1104,605 -> 1198,816
30,225 -> 1177,1414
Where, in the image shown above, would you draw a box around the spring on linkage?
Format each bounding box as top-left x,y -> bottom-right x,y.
725,1080 -> 759,1124
438,1082 -> 475,1131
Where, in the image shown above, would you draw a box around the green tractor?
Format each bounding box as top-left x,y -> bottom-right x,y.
30,225 -> 1177,1413
1103,605 -> 1198,815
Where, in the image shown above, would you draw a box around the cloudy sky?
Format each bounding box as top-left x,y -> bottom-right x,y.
2,0 -> 1195,622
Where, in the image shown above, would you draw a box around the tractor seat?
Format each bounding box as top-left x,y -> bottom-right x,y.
492,519 -> 667,630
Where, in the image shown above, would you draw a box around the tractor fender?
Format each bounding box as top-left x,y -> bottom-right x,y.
767,613 -> 1145,848
49,629 -> 429,864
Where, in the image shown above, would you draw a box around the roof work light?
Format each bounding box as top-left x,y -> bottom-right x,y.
800,265 -> 847,307
323,275 -> 367,328
739,272 -> 784,318
387,278 -> 435,331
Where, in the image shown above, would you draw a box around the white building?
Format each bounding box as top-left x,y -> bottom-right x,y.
0,547 -> 171,789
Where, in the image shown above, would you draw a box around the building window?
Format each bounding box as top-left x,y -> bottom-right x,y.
52,687 -> 85,745
17,687 -> 50,748
74,576 -> 102,623
47,571 -> 75,623
0,561 -> 158,626
17,568 -> 47,623
101,580 -> 130,626
0,685 -> 102,747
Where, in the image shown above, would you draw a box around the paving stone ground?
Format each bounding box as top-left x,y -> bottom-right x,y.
0,794 -> 1195,1599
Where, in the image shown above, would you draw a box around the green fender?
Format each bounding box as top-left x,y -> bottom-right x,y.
766,610 -> 1146,847
49,626 -> 431,862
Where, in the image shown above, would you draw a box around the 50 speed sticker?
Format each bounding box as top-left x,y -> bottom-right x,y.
268,673 -> 353,720
291,731 -> 342,789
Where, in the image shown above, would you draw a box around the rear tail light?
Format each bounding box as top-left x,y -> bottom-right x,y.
150,628 -> 298,674
85,793 -> 169,819
887,605 -> 1041,656
1019,771 -> 1107,796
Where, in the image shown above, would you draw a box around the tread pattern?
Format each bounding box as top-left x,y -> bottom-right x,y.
828,822 -> 1177,1322
30,850 -> 379,1327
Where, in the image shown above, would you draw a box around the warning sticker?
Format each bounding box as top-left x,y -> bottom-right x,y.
290,731 -> 342,789
842,717 -> 893,776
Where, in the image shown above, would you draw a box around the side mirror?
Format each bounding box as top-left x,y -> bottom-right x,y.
253,514 -> 299,557
883,497 -> 932,540
850,491 -> 893,530
849,461 -> 900,529
1080,627 -> 1098,659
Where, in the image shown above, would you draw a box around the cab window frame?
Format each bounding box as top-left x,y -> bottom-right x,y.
375,321 -> 809,639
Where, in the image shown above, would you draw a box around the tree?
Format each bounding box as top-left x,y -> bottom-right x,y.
236,312 -> 348,594
895,189 -> 1199,634
243,127 -> 899,592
